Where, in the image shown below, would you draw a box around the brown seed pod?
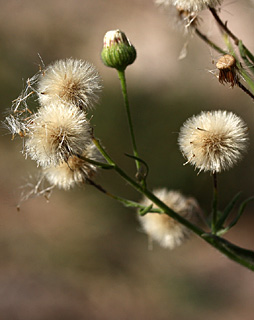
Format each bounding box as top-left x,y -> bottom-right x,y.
216,54 -> 238,87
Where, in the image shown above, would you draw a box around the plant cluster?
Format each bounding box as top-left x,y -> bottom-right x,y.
4,0 -> 254,270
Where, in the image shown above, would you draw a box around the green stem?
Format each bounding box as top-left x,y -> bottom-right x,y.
93,135 -> 204,236
202,234 -> 254,270
86,177 -> 162,213
211,172 -> 218,234
117,70 -> 141,176
209,7 -> 239,45
93,136 -> 254,271
195,28 -> 227,55
236,80 -> 254,100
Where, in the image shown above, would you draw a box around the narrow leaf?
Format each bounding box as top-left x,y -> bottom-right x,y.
215,192 -> 242,230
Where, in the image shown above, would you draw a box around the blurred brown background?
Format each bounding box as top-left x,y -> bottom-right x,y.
0,0 -> 254,319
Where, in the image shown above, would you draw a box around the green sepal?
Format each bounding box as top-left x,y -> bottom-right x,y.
101,43 -> 136,71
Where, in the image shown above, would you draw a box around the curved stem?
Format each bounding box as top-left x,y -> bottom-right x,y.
93,135 -> 205,236
93,135 -> 254,271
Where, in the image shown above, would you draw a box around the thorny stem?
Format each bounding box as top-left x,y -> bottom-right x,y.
211,172 -> 218,234
93,136 -> 254,270
117,70 -> 144,185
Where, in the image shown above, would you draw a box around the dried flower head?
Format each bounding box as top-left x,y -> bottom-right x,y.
25,102 -> 91,167
176,6 -> 199,28
101,30 -> 136,70
156,1 -> 199,31
4,114 -> 28,139
37,59 -> 102,110
216,54 -> 238,87
138,189 -> 200,249
156,0 -> 222,12
178,110 -> 249,173
43,143 -> 103,190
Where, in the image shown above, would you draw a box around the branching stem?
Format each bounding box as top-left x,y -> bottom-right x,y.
92,136 -> 254,271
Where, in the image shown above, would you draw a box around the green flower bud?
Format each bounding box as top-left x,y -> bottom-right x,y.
101,30 -> 136,71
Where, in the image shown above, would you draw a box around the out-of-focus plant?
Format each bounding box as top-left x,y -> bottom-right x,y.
3,1 -> 254,271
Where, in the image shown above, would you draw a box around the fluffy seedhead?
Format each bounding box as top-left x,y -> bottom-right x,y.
138,189 -> 200,249
37,59 -> 102,110
178,110 -> 249,173
43,143 -> 103,190
25,102 -> 91,167
157,2 -> 198,28
156,0 -> 222,12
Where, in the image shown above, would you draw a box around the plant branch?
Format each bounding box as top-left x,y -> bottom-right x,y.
209,7 -> 239,45
86,177 -> 162,213
117,70 -> 144,184
195,28 -> 227,55
93,135 -> 254,271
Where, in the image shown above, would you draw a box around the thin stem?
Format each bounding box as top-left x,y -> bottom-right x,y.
211,172 -> 218,234
195,28 -> 227,55
93,135 -> 254,271
202,234 -> 254,270
86,178 -> 162,213
236,80 -> 254,100
93,135 -> 204,236
209,7 -> 239,45
117,70 -> 141,175
76,154 -> 114,169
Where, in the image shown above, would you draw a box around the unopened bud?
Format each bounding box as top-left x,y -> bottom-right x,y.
101,30 -> 136,71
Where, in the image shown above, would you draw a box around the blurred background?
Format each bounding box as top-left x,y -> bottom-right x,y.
0,0 -> 254,319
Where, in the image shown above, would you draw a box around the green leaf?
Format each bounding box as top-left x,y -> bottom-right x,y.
227,196 -> 254,229
238,40 -> 254,75
216,195 -> 254,236
215,192 -> 242,231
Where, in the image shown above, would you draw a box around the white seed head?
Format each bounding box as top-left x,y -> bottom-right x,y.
25,102 -> 91,167
37,59 -> 102,110
178,110 -> 249,173
155,0 -> 222,12
138,189 -> 199,249
43,143 -> 103,190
